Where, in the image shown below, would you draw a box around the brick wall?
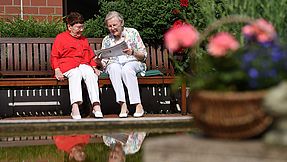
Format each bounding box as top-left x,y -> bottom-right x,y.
0,0 -> 63,21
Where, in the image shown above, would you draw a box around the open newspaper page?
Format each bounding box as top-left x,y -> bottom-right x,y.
94,41 -> 128,59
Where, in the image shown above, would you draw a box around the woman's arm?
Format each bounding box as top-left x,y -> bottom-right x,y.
131,29 -> 147,61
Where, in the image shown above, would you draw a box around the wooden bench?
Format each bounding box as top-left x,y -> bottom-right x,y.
0,38 -> 187,115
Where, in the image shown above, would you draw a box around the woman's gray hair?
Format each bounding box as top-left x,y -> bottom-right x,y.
104,11 -> 124,26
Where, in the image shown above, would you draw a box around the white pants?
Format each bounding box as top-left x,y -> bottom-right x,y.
64,64 -> 100,105
106,61 -> 144,104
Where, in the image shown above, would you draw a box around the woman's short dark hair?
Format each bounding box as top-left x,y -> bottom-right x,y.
65,12 -> 84,26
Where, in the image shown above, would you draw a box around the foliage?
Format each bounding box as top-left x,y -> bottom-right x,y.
0,17 -> 65,37
191,40 -> 287,91
165,8 -> 287,92
84,0 -> 188,43
1,0 -> 287,46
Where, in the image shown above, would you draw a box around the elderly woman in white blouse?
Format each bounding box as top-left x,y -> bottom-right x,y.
98,11 -> 147,118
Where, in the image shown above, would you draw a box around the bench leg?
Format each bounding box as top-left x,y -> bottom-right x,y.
181,80 -> 187,115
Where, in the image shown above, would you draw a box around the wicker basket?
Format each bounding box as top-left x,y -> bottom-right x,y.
189,90 -> 273,139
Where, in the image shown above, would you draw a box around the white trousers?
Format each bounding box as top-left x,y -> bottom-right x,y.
106,61 -> 144,104
64,64 -> 100,105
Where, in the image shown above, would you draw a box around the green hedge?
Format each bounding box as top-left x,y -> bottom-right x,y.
0,17 -> 65,37
1,0 -> 287,44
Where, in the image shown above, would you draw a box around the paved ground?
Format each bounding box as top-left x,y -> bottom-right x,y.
3,114 -> 287,162
0,114 -> 194,137
143,134 -> 287,162
1,113 -> 188,120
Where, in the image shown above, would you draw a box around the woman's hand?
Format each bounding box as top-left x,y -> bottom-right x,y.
94,55 -> 102,64
92,66 -> 102,76
123,48 -> 145,61
123,48 -> 133,56
94,56 -> 107,69
55,68 -> 65,81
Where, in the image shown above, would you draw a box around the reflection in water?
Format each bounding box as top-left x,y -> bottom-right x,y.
0,131 -> 148,162
53,134 -> 91,161
0,116 -> 193,161
103,132 -> 146,162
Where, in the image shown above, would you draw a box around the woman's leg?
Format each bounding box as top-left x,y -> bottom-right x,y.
122,61 -> 145,116
64,67 -> 83,118
121,61 -> 143,104
79,64 -> 102,117
79,64 -> 100,104
106,63 -> 128,116
106,63 -> 126,103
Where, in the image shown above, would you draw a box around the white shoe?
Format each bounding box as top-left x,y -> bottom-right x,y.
92,110 -> 103,118
119,102 -> 128,118
71,113 -> 81,120
133,110 -> 144,118
119,111 -> 128,118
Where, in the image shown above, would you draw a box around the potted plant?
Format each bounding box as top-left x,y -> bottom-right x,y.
164,3 -> 287,139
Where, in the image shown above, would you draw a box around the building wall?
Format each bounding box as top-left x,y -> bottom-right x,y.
0,0 -> 63,21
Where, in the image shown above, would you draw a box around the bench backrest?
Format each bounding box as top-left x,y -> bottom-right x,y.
0,38 -> 174,77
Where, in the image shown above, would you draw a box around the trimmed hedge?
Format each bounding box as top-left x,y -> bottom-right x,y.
0,17 -> 65,38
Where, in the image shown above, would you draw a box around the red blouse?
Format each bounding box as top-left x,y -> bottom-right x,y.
50,31 -> 97,73
53,134 -> 91,153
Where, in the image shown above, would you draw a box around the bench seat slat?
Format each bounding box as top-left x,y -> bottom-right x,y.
33,44 -> 40,70
20,44 -> 27,70
7,44 -> 13,70
27,44 -> 33,70
46,44 -> 52,70
14,44 -> 20,70
157,46 -> 163,69
40,44 -> 46,70
0,71 -> 54,76
151,45 -> 157,69
0,76 -> 175,87
1,44 -> 5,70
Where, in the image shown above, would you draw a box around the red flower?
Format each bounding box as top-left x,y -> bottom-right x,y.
164,20 -> 199,52
172,9 -> 181,15
207,32 -> 239,57
180,0 -> 188,7
180,0 -> 189,7
172,20 -> 184,29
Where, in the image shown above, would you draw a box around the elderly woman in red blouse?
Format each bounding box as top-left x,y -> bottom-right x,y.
51,12 -> 103,119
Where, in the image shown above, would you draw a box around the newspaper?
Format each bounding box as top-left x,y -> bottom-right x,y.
94,41 -> 128,59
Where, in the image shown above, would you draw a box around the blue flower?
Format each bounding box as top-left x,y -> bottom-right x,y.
266,69 -> 277,77
249,80 -> 258,88
258,41 -> 273,48
243,52 -> 256,63
248,68 -> 259,78
271,46 -> 283,62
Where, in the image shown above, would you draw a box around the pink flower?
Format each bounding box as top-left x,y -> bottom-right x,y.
242,25 -> 256,37
207,32 -> 239,57
180,0 -> 189,7
242,19 -> 276,43
164,21 -> 199,52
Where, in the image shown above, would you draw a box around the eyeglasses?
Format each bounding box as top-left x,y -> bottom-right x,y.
73,24 -> 85,30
